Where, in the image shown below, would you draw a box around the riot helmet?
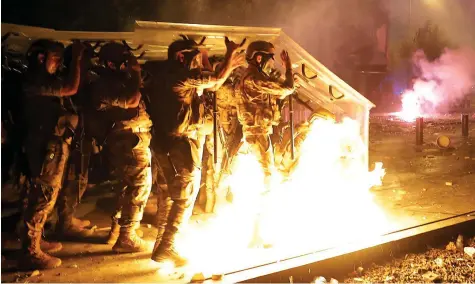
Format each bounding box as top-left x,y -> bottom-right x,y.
26,39 -> 64,74
246,41 -> 275,76
167,35 -> 204,70
98,41 -> 130,70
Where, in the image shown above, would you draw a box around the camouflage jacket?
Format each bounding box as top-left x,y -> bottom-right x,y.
235,68 -> 295,136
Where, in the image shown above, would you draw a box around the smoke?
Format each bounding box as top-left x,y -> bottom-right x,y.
401,47 -> 475,117
153,0 -> 389,70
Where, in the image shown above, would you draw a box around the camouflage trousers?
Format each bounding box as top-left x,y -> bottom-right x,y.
56,141 -> 90,228
107,131 -> 152,228
243,133 -> 274,191
23,113 -> 78,235
153,135 -> 205,235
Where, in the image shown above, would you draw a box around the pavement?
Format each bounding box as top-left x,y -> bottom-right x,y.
1,113 -> 475,283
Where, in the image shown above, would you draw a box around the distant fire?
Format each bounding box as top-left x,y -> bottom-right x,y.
168,117 -> 388,276
396,80 -> 439,122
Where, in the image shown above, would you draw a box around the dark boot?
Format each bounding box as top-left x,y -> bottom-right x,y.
72,217 -> 90,228
152,191 -> 172,254
112,222 -> 149,253
106,219 -> 121,245
151,200 -> 188,267
56,180 -> 93,239
106,219 -> 143,245
40,239 -> 63,254
21,230 -> 62,270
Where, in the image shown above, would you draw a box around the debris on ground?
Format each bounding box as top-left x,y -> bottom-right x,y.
342,236 -> 475,283
312,276 -> 326,284
191,272 -> 205,282
446,242 -> 457,251
29,270 -> 40,277
69,264 -> 79,268
464,247 -> 475,258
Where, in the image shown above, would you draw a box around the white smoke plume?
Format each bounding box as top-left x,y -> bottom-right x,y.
400,47 -> 475,120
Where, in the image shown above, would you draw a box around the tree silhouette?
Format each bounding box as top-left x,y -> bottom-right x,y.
399,21 -> 454,62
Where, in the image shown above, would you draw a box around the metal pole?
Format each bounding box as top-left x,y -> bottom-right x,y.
213,92 -> 218,164
462,114 -> 469,137
289,94 -> 295,160
416,117 -> 423,145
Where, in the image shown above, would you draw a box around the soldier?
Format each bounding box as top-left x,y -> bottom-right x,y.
54,43 -> 98,239
235,41 -> 296,247
148,36 -> 245,267
20,39 -> 85,269
89,42 -> 153,252
236,41 -> 295,192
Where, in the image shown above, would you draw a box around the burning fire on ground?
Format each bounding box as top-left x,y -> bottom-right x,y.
395,48 -> 475,122
158,117 -> 388,276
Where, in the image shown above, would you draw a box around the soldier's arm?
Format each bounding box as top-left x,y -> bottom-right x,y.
115,55 -> 142,109
244,77 -> 295,99
177,38 -> 245,92
23,42 -> 84,97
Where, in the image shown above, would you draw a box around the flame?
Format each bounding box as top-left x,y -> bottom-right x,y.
396,80 -> 440,122
169,117 -> 388,276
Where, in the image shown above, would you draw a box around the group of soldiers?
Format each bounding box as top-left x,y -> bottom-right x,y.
1,34 -> 304,271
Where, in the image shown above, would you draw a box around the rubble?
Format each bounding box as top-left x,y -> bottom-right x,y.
191,272 -> 205,282
29,270 -> 40,277
464,247 -> 475,258
312,276 -> 326,284
422,271 -> 440,282
445,181 -> 453,186
343,235 -> 475,283
446,242 -> 457,251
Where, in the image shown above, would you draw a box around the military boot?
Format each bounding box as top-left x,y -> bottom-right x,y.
21,230 -> 62,270
106,219 -> 143,245
72,217 -> 91,228
152,193 -> 172,254
151,200 -> 188,267
112,222 -> 149,253
40,239 -> 63,254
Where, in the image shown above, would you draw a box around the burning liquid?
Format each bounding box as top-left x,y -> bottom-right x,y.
172,117 -> 387,276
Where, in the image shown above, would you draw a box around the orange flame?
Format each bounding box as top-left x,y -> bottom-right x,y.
169,117 -> 387,276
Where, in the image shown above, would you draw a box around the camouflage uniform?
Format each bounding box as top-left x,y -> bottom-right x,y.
150,66 -> 213,265
236,70 -> 294,190
89,65 -> 153,252
22,65 -> 79,269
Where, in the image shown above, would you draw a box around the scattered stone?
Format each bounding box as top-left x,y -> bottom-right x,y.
29,270 -> 40,277
353,277 -> 364,282
434,258 -> 444,267
211,274 -> 223,281
146,224 -> 152,229
329,278 -> 339,284
422,271 -> 440,282
385,275 -> 395,282
422,188 -> 427,191
69,264 -> 78,268
464,156 -> 470,160
191,272 -> 205,282
446,242 -> 457,251
312,276 -> 326,284
56,273 -> 61,276
445,181 -> 453,186
356,266 -> 364,276
464,247 -> 475,258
